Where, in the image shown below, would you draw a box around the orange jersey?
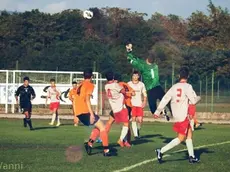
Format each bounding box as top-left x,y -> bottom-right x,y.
118,82 -> 134,107
68,88 -> 78,115
74,80 -> 94,116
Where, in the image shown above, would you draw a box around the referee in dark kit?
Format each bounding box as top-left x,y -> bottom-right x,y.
15,76 -> 36,130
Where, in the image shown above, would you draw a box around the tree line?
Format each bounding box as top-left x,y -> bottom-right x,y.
0,1 -> 229,88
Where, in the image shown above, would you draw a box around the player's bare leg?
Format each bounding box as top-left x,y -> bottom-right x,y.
94,119 -> 111,156
105,115 -> 115,133
156,133 -> 184,163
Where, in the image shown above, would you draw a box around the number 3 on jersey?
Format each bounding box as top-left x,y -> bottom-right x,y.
176,88 -> 182,102
107,89 -> 112,98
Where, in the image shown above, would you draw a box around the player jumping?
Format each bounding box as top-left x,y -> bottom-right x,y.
126,43 -> 171,121
154,67 -> 200,164
128,71 -> 147,139
46,79 -> 61,126
15,76 -> 36,131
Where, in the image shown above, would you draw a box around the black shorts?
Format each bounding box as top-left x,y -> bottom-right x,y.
20,104 -> 32,114
77,113 -> 100,126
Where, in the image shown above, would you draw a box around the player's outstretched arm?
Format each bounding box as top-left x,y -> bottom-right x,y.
126,43 -> 145,72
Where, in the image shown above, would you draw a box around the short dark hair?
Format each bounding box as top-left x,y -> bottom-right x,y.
114,73 -> 122,81
147,51 -> 156,64
133,70 -> 140,75
179,66 -> 189,80
105,71 -> 114,81
83,69 -> 93,79
50,78 -> 55,82
23,76 -> 30,81
72,81 -> 77,84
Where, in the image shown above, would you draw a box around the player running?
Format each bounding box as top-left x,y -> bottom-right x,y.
75,69 -> 112,156
105,72 -> 131,148
126,43 -> 171,121
15,76 -> 36,130
154,67 -> 200,164
128,71 -> 147,139
46,79 -> 61,126
68,81 -> 79,126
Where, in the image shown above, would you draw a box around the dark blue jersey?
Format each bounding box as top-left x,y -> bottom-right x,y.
15,85 -> 36,107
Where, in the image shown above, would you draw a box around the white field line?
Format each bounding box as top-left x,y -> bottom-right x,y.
113,140 -> 230,172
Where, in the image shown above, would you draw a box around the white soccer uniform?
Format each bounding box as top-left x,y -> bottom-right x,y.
105,82 -> 124,113
47,87 -> 61,103
128,81 -> 146,107
154,82 -> 198,122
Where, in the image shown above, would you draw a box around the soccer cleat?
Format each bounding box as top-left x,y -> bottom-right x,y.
189,156 -> 200,164
155,148 -> 163,164
137,129 -> 140,137
23,118 -> 27,128
96,138 -> 102,143
124,141 -> 131,148
134,136 -> 141,140
30,127 -> 35,131
84,142 -> 92,155
56,123 -> 61,127
49,122 -> 54,126
103,150 -> 112,157
117,139 -> 125,147
74,124 -> 78,127
195,123 -> 202,128
162,109 -> 170,121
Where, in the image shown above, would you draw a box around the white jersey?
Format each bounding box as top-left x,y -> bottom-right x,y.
154,82 -> 199,122
47,86 -> 61,103
128,81 -> 146,107
105,81 -> 124,113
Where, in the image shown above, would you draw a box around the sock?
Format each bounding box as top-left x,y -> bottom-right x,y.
88,128 -> 100,146
120,126 -> 129,141
161,138 -> 181,154
26,119 -> 33,129
132,122 -> 138,137
137,122 -> 141,130
186,139 -> 195,157
100,130 -> 109,153
105,122 -> 112,133
51,113 -> 56,123
56,114 -> 60,124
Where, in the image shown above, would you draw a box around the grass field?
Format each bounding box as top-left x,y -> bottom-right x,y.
0,119 -> 230,172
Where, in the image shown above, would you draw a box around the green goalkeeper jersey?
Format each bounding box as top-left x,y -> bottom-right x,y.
127,52 -> 160,91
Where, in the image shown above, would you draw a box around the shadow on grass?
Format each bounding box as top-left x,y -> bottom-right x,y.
34,126 -> 58,130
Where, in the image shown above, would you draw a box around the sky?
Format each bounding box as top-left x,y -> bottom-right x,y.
1,0 -> 230,18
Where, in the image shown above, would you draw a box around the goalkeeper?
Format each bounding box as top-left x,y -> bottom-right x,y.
126,43 -> 171,120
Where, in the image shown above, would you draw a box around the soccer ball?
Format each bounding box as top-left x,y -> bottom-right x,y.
83,10 -> 93,19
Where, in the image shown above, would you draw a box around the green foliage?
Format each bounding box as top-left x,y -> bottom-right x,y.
0,1 -> 229,81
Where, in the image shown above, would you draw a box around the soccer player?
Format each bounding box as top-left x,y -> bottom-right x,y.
75,69 -> 112,156
154,67 -> 200,164
126,43 -> 171,121
46,79 -> 61,126
68,81 -> 79,126
128,71 -> 147,139
105,72 -> 131,148
15,76 -> 36,130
